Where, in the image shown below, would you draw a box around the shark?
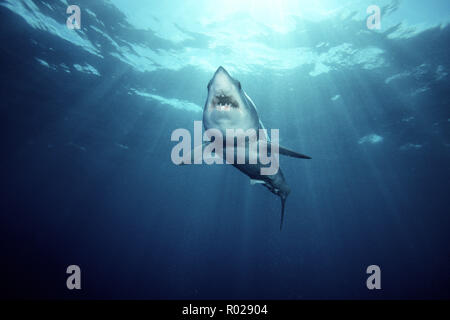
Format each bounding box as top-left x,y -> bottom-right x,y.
189,66 -> 310,229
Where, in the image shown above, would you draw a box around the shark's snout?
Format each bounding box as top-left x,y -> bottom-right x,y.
206,67 -> 242,112
215,66 -> 228,76
210,67 -> 234,94
204,66 -> 260,134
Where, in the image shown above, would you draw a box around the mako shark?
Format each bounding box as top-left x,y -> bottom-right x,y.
185,66 -> 311,229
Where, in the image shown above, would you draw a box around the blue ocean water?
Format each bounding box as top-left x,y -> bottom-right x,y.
0,0 -> 449,299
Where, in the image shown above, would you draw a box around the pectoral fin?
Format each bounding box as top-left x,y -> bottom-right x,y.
270,142 -> 311,159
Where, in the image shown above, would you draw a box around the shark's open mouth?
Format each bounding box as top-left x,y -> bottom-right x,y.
213,94 -> 238,111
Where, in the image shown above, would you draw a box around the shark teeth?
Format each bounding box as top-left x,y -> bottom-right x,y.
214,94 -> 238,109
213,95 -> 235,111
217,104 -> 231,111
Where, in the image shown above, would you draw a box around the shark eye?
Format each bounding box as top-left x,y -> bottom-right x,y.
207,80 -> 211,90
237,81 -> 242,90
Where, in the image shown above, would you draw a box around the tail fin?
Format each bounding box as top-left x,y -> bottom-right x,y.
280,196 -> 286,230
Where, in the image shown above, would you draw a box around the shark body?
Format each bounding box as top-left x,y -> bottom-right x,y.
201,66 -> 311,229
